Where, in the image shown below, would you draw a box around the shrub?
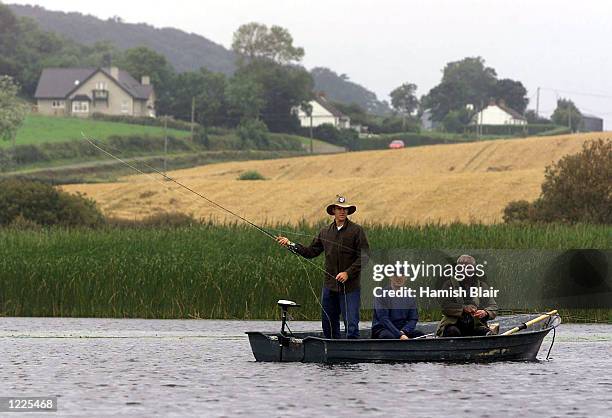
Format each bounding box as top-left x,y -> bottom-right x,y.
237,119 -> 270,149
238,170 -> 266,180
503,139 -> 612,224
140,212 -> 199,228
0,179 -> 105,227
91,113 -> 194,131
502,200 -> 532,223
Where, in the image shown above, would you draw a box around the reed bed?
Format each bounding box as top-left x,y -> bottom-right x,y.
0,223 -> 610,321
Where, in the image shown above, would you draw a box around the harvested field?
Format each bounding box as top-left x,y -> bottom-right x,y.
62,132 -> 609,225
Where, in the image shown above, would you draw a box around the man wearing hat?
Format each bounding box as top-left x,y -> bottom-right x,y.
276,195 -> 369,339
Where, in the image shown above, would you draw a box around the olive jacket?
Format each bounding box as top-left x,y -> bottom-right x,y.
435,276 -> 498,336
294,218 -> 369,293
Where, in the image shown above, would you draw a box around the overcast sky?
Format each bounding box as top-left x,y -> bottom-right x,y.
10,0 -> 612,127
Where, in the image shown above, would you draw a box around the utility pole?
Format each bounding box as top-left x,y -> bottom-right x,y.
309,114 -> 313,154
535,87 -> 540,119
163,116 -> 168,175
190,96 -> 195,141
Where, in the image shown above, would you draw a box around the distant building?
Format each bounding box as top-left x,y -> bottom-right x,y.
471,99 -> 527,126
581,113 -> 604,132
295,93 -> 351,129
34,67 -> 155,118
421,109 -> 442,131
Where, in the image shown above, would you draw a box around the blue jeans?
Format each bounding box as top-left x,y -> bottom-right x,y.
321,287 -> 360,339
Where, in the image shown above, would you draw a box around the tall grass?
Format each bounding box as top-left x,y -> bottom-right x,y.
0,223 -> 609,321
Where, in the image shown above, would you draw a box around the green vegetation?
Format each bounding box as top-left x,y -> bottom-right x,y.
8,114 -> 190,148
504,139 -> 611,224
238,170 -> 266,180
0,179 -> 104,227
0,223 -> 609,319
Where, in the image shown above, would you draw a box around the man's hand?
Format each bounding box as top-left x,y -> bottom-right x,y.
463,305 -> 477,314
276,236 -> 290,247
399,334 -> 409,341
473,310 -> 488,319
336,272 -> 349,283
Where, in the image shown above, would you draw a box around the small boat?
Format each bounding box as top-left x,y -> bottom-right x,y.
247,301 -> 561,363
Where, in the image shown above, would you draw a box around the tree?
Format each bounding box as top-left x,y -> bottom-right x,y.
235,60 -> 313,132
525,110 -> 551,124
115,46 -> 175,115
422,57 -> 528,122
493,79 -> 529,114
171,69 -> 227,126
504,139 -> 611,224
0,76 -> 28,147
232,22 -> 304,65
390,83 -> 419,115
552,98 -> 582,131
225,74 -> 265,122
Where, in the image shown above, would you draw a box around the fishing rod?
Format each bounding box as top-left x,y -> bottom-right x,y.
83,134 -> 348,313
83,133 -> 363,255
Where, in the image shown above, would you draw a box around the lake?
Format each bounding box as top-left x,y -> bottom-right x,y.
1,318 -> 611,417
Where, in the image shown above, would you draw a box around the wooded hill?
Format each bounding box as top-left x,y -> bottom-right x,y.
8,3 -> 391,115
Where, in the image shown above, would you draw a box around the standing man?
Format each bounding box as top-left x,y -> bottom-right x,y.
276,195 -> 369,339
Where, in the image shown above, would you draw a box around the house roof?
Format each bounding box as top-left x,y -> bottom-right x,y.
314,94 -> 347,118
496,102 -> 526,120
34,67 -> 153,100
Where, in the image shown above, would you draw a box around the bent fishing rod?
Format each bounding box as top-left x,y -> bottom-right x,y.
82,133 -> 362,255
81,133 -> 345,281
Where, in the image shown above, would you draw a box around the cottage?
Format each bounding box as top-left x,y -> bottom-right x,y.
34,67 -> 155,118
295,93 -> 351,129
472,99 -> 527,126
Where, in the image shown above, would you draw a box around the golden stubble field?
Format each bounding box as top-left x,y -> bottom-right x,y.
62,132 -> 608,225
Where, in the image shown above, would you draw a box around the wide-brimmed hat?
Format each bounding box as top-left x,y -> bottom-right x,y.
326,195 -> 357,215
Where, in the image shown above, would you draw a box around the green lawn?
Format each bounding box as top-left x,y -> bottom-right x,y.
5,114 -> 190,148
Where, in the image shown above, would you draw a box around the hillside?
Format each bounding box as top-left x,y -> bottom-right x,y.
61,133 -> 607,225
7,115 -> 190,148
8,3 -> 391,114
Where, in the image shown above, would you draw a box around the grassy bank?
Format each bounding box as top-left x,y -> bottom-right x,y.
0,223 -> 609,321
9,114 -> 190,147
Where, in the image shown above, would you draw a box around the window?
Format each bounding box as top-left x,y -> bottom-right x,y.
121,100 -> 130,114
95,81 -> 107,90
51,100 -> 65,108
72,101 -> 89,113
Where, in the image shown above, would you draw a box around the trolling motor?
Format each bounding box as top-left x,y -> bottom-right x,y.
278,299 -> 300,338
277,300 -> 300,361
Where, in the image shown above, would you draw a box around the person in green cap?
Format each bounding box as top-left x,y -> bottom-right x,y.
276,195 -> 369,339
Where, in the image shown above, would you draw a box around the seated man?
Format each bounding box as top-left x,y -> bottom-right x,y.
436,254 -> 498,337
372,275 -> 424,339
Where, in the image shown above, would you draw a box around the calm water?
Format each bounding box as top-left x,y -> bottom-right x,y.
1,318 -> 611,417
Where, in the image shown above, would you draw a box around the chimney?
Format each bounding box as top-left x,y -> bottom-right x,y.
141,75 -> 150,85
498,99 -> 506,107
489,98 -> 497,107
110,66 -> 119,80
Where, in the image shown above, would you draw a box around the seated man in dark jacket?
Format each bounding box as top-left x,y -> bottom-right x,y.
436,254 -> 498,337
372,275 -> 424,339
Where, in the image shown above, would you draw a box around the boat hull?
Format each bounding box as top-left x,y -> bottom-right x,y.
247,315 -> 560,363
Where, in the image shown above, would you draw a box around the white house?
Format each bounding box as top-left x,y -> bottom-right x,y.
295,93 -> 351,129
472,100 -> 527,126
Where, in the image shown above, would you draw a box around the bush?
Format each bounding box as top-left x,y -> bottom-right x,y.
502,200 -> 532,223
0,179 -> 105,227
238,170 -> 266,180
91,113 -> 194,131
237,119 -> 270,149
503,139 -> 612,224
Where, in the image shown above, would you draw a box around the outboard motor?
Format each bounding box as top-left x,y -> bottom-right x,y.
277,299 -> 300,361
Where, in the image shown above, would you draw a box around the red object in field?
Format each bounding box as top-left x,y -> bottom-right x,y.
389,139 -> 405,149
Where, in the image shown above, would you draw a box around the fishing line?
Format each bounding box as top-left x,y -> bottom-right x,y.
83,133 -> 340,322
